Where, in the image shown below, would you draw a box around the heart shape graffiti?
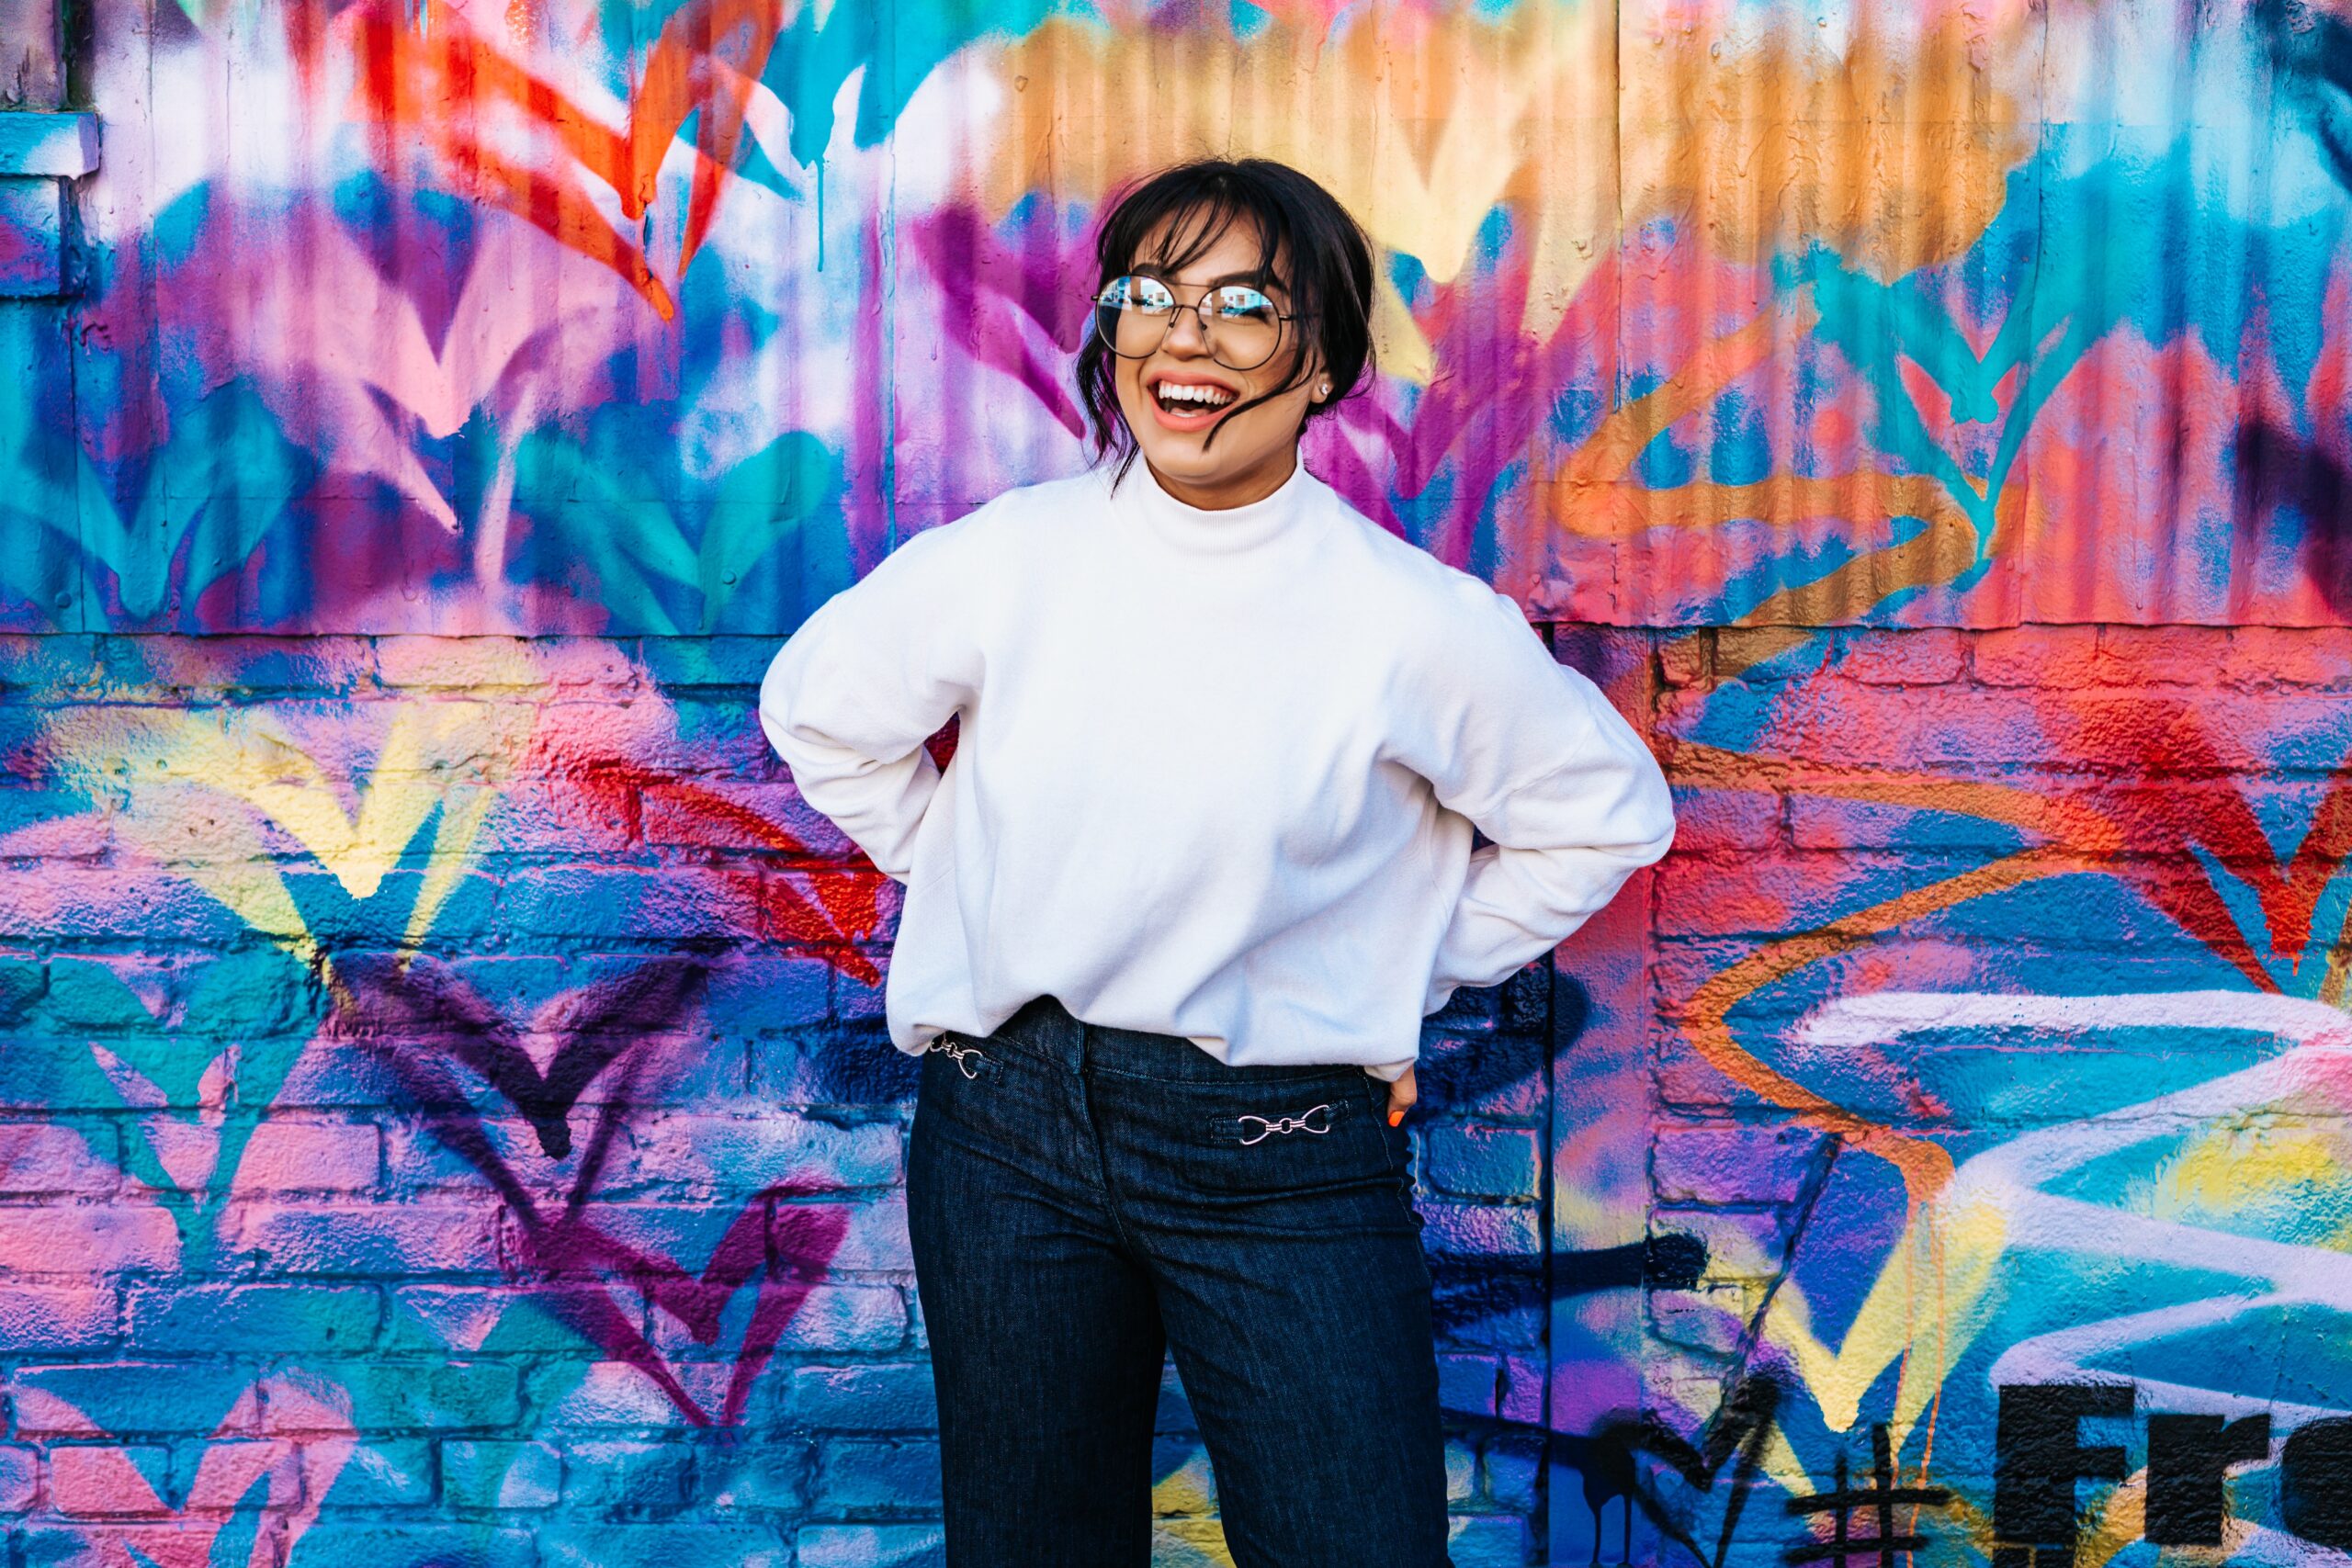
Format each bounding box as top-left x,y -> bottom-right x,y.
14,1375 -> 356,1568
325,953 -> 855,1426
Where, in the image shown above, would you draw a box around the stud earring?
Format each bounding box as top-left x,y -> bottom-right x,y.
1318,380 -> 1331,400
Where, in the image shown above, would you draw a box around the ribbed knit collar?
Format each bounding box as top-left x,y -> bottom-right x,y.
1107,453 -> 1321,556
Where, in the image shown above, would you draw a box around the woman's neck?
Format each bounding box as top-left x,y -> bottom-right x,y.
1142,446 -> 1298,511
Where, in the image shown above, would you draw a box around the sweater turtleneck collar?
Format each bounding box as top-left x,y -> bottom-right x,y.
1107,452 -> 1321,556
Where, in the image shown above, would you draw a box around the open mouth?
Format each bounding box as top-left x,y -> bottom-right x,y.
1149,378 -> 1238,423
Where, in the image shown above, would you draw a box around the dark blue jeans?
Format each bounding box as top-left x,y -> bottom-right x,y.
906,996 -> 1453,1567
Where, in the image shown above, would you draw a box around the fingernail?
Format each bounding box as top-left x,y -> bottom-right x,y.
1388,1109 -> 1405,1127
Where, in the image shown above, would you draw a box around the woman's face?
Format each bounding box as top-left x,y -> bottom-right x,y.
1107,215 -> 1324,511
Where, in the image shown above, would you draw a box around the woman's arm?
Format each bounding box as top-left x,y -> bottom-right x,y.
1400,582 -> 1677,1014
757,520 -> 985,883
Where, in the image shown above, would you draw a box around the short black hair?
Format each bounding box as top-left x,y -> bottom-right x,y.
1075,158 -> 1376,483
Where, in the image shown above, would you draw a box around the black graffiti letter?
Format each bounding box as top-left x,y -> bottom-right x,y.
2144,1414 -> 2269,1545
2282,1416 -> 2352,1550
1993,1383 -> 2133,1566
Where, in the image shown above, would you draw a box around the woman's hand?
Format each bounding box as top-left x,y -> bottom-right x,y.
1386,1066 -> 1418,1127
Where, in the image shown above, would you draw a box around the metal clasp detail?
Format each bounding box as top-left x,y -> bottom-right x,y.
927,1035 -> 986,1080
1237,1103 -> 1333,1145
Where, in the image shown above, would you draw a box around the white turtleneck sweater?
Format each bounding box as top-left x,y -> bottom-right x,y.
757,457 -> 1675,1078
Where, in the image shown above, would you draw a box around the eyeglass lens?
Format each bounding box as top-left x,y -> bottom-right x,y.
1094,276 -> 1283,371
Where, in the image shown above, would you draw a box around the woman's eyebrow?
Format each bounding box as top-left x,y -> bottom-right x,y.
1135,262 -> 1282,290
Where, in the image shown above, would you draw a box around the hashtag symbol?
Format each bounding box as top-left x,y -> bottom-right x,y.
1783,1425 -> 1953,1568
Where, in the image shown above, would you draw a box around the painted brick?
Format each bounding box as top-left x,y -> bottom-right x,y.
613,1113 -> 900,1193
1448,1512 -> 1533,1568
23,1526 -> 265,1568
0,1445 -> 36,1512
1971,624 -> 2098,685
812,1438 -> 943,1513
1653,1125 -> 1825,1205
702,1441 -> 810,1512
219,1203 -> 499,1275
1649,1284 -> 1757,1353
540,1524 -> 791,1568
561,1439 -> 694,1509
0,1122 -> 119,1193
442,1440 -> 561,1509
0,1284 -> 118,1349
233,1119 -> 380,1193
640,778 -> 853,857
779,1364 -> 939,1433
2223,625 -> 2352,687
796,1524 -> 947,1568
822,1196 -> 915,1273
1436,1353 -> 1501,1416
48,1445 -> 171,1517
835,967 -> 891,1021
323,1438 -> 435,1507
0,1203 -> 177,1273
1498,1356 -> 1545,1427
501,865 -> 749,941
1657,630 -> 1713,687
278,1525 -> 538,1567
125,1284 -> 380,1353
778,1285 -> 908,1353
1416,1201 -> 1543,1257
1425,1125 -> 1543,1201
12,1364 -> 263,1437
526,1359 -> 726,1429
2093,623 -> 2227,682
1713,627 -> 1817,679
170,1439 -> 305,1512
1654,851 -> 1973,939
1830,628 -> 1965,684
283,1361 -> 523,1434
1156,1521 -> 1234,1558
1786,794 -> 2026,851
1150,1437 -> 1216,1516
1655,1207 -> 1793,1284
372,637 -> 550,690
1666,786 -> 1781,852
637,637 -> 784,690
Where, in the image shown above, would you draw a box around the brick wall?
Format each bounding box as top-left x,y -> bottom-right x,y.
0,632 -> 1573,1565
6,622 -> 2338,1565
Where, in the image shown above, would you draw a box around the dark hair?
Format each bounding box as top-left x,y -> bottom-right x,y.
1075,158 -> 1376,483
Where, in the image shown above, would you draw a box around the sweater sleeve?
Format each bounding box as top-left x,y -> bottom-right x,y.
756,516 -> 987,883
1397,580 -> 1677,1014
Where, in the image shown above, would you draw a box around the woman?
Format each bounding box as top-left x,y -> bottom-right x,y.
759,158 -> 1674,1568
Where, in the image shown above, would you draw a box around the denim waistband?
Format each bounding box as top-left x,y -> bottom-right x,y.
972,996 -> 1365,1084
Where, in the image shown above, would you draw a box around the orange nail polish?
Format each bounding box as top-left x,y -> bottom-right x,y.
1388,1109 -> 1405,1127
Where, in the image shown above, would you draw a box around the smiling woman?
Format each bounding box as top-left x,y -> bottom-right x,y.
1076,158 -> 1378,509
757,156 -> 1674,1566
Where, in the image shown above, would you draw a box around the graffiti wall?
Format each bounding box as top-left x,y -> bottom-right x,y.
6,0 -> 2352,1562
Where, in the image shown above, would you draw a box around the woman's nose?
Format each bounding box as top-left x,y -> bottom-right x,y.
1162,304 -> 1212,354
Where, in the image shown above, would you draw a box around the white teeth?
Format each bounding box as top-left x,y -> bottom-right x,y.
1155,382 -> 1233,410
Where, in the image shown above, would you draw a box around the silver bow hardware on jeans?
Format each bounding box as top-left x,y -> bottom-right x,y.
927,1035 -> 987,1079
1236,1104 -> 1333,1145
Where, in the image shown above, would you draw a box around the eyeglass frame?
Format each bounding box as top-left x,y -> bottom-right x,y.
1085,273 -> 1317,372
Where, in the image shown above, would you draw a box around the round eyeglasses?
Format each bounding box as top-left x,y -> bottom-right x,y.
1089,275 -> 1306,372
